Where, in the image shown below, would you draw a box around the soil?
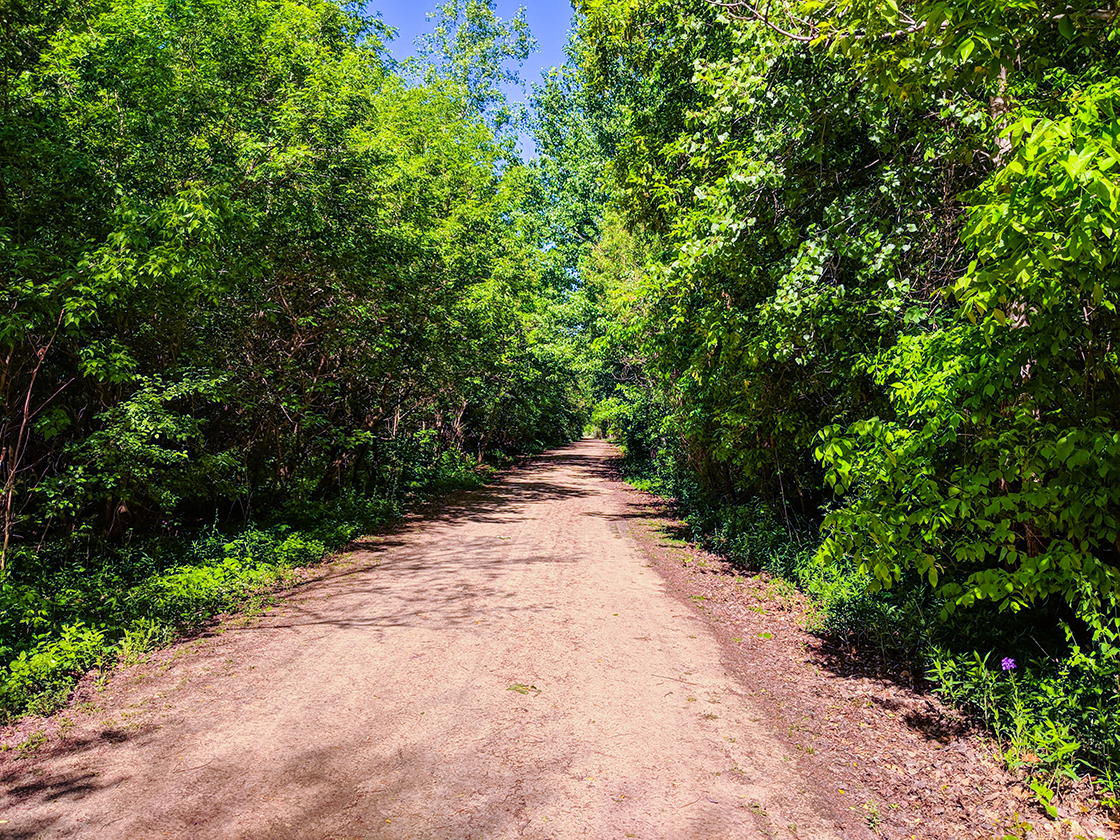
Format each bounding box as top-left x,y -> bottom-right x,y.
1,439 -> 1116,839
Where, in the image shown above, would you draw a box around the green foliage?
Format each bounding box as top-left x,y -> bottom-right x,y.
0,0 -> 587,719
928,646 -> 1118,801
632,453 -> 938,659
577,0 -> 976,511
577,0 -> 1120,806
0,522 -> 326,720
811,54 -> 1120,800
53,371 -> 237,524
0,522 -> 319,717
0,622 -> 108,716
412,0 -> 537,143
1,0 -> 584,567
818,78 -> 1120,626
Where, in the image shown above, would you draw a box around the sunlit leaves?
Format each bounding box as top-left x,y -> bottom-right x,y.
578,0 -> 1120,643
1,0 -> 585,560
411,0 -> 537,145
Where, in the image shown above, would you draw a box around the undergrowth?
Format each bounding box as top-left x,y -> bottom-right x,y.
0,446 -> 493,723
623,450 -> 1120,810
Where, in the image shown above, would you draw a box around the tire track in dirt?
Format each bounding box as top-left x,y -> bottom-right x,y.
1,439 -> 859,839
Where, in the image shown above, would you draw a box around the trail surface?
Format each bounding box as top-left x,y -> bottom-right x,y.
3,440 -> 853,839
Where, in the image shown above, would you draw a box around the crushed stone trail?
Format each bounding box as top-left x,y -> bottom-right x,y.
3,440 -> 854,839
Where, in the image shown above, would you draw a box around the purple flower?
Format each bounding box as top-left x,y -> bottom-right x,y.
1001,657 -> 1017,671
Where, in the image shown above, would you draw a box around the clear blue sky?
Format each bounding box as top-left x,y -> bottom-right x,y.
362,1 -> 578,155
364,1 -> 576,76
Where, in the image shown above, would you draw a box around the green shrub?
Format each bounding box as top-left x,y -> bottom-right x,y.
929,631 -> 1120,803
0,623 -> 108,716
622,454 -> 1119,802
0,524 -> 334,720
275,494 -> 400,546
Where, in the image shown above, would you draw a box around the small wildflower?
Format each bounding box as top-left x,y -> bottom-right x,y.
1001,657 -> 1016,671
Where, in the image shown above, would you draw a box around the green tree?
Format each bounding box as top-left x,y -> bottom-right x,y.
412,0 -> 537,144
0,0 -> 583,567
576,0 -> 1120,787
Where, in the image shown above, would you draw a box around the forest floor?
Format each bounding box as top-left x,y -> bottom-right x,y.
1,439 -> 1114,839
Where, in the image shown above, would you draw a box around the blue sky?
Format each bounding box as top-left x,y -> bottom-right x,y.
362,1 -> 578,155
365,1 -> 576,76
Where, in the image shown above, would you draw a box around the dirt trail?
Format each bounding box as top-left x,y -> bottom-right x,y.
3,440 -> 860,839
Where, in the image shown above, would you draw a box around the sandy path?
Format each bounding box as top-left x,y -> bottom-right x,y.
2,440 -> 853,839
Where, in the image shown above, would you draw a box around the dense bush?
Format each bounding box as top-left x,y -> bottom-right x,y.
0,428 -> 510,721
0,0 -> 589,718
577,0 -> 1120,806
0,525 -> 323,718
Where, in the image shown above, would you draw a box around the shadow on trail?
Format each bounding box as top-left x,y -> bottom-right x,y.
411,445 -> 601,527
323,443 -> 606,557
583,497 -> 700,557
3,730 -> 145,825
238,557 -> 565,635
583,503 -> 668,523
604,469 -> 976,751
8,769 -> 108,803
207,719 -> 730,840
0,816 -> 64,840
219,442 -> 609,637
3,724 -> 157,783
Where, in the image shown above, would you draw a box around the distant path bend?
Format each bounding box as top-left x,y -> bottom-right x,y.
3,439 -> 853,840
